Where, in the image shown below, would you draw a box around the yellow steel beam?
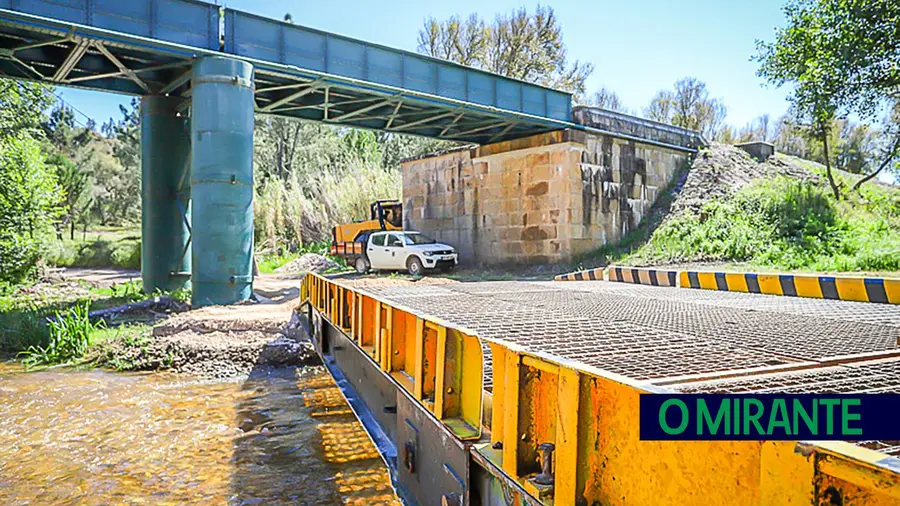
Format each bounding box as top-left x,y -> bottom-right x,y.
434,326 -> 448,419
502,348 -> 520,476
382,305 -> 393,372
338,287 -> 345,330
814,443 -> 900,502
522,355 -> 559,375
490,343 -> 507,443
555,366 -> 580,504
413,317 -> 425,400
373,302 -> 382,363
300,273 -> 899,505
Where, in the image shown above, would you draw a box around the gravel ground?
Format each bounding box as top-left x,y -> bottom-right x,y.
93,313 -> 317,379
275,254 -> 339,274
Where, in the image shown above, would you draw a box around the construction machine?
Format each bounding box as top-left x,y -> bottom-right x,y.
330,200 -> 402,262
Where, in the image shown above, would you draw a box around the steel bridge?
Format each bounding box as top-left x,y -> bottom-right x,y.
301,273 -> 900,506
0,0 -> 579,307
0,0 -> 574,141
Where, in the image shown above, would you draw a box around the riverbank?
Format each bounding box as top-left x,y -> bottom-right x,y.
1,269 -> 320,379
91,276 -> 319,378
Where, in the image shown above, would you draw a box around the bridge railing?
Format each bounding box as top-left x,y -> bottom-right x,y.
574,106 -> 707,150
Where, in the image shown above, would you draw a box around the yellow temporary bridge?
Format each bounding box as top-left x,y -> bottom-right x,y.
299,272 -> 900,506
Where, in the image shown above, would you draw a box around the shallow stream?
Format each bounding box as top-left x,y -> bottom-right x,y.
0,362 -> 399,505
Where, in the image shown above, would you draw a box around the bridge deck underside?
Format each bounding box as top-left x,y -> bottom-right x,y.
0,6 -> 568,143
346,278 -> 900,456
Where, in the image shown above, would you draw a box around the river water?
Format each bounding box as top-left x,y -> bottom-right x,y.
0,362 -> 400,505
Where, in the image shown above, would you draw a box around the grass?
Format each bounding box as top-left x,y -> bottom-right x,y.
617,176 -> 900,274
90,323 -> 153,371
257,250 -> 304,274
0,276 -> 178,366
18,302 -> 101,368
88,279 -> 146,307
47,225 -> 142,270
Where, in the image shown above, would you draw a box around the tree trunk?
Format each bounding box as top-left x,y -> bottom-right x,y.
821,129 -> 841,200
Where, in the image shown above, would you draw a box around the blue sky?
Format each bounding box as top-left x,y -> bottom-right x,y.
59,0 -> 792,130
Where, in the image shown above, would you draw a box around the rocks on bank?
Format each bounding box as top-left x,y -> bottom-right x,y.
92,306 -> 318,379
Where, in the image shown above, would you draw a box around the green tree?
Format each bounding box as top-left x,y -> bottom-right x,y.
43,105 -> 92,155
42,104 -> 98,238
645,78 -> 727,139
45,151 -> 93,239
0,78 -> 62,285
418,5 -> 593,94
738,114 -> 774,143
757,0 -> 900,197
0,133 -> 63,285
0,79 -> 54,137
94,99 -> 141,224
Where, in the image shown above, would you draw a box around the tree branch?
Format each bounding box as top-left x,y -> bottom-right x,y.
851,131 -> 900,191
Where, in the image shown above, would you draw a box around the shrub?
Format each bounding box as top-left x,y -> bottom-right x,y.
46,237 -> 141,270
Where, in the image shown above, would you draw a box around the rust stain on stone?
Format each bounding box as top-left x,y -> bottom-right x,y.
526,181 -> 549,196
522,226 -> 549,241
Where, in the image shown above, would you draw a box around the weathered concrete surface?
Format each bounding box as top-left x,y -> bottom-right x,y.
402,129 -> 690,264
735,141 -> 775,162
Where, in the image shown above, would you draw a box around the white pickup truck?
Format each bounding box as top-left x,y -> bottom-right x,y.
355,231 -> 458,276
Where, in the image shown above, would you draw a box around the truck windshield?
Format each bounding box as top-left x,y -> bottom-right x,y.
403,234 -> 436,245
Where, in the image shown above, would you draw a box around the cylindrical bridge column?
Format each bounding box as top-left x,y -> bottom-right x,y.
190,56 -> 255,307
140,95 -> 191,293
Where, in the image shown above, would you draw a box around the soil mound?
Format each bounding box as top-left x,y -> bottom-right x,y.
672,143 -> 819,216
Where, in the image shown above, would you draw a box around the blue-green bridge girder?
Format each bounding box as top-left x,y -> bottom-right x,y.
0,0 -> 574,144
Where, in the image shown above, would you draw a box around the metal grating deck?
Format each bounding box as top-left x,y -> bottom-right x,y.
347,279 -> 900,387
341,278 -> 900,457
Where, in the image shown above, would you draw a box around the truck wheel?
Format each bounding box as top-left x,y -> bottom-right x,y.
407,257 -> 424,276
355,257 -> 370,274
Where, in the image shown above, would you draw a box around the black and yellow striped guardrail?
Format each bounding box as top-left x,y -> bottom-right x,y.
555,265 -> 899,305
680,271 -> 900,304
608,266 -> 679,287
553,267 -> 605,281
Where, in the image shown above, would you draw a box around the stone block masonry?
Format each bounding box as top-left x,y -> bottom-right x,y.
402,128 -> 691,265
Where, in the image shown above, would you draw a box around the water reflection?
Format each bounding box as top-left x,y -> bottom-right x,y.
0,362 -> 399,505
